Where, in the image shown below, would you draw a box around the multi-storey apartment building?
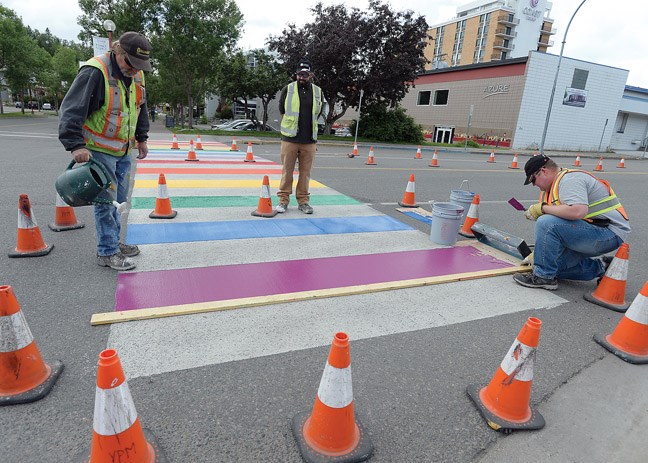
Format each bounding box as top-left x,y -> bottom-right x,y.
425,0 -> 556,69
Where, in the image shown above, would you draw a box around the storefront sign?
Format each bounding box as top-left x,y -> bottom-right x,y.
563,87 -> 588,108
483,84 -> 510,98
523,0 -> 542,21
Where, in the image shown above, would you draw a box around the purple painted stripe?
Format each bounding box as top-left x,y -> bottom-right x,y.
115,246 -> 512,311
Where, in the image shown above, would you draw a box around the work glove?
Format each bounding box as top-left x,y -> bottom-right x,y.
524,203 -> 545,221
521,251 -> 534,267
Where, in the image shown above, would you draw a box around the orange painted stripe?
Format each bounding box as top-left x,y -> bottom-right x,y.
136,167 -> 287,175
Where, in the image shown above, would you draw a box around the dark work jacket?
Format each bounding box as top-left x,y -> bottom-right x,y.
58,52 -> 149,153
279,82 -> 316,144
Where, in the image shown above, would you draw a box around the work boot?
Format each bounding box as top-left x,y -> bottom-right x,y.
298,203 -> 313,214
513,272 -> 558,290
97,252 -> 136,271
119,242 -> 140,257
275,203 -> 288,213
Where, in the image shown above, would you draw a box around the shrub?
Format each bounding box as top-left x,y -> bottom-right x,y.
352,104 -> 424,143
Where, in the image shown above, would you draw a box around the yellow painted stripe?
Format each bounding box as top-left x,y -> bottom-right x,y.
134,179 -> 327,189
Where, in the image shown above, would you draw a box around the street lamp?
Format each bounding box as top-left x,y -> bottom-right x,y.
539,0 -> 588,155
103,19 -> 116,48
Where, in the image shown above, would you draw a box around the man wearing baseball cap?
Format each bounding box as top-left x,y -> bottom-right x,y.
513,155 -> 630,290
59,32 -> 152,270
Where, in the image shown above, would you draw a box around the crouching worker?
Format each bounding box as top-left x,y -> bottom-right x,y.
513,155 -> 630,290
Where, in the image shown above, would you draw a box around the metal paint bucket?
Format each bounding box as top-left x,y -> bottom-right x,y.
430,202 -> 464,246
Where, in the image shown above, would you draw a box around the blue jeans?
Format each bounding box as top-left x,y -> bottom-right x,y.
533,214 -> 623,281
90,150 -> 132,256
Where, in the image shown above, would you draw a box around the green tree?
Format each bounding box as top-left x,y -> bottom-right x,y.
354,103 -> 423,143
154,0 -> 242,128
77,0 -> 162,44
47,46 -> 80,111
249,49 -> 289,130
268,0 -> 429,132
214,51 -> 255,121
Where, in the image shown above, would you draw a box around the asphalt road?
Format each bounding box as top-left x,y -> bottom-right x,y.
1,116 -> 647,462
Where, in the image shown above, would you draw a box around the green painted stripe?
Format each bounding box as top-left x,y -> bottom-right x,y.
131,195 -> 361,209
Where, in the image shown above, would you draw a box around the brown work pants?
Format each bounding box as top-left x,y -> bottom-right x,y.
277,141 -> 316,205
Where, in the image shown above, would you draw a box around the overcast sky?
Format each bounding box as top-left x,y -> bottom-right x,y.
4,0 -> 647,87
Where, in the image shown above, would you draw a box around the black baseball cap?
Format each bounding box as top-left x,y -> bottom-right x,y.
119,32 -> 152,71
296,59 -> 311,74
524,155 -> 551,185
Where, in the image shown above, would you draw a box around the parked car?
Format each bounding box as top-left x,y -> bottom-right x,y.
26,101 -> 39,110
211,119 -> 252,130
14,101 -> 22,108
42,103 -> 52,110
221,121 -> 256,131
334,127 -> 352,137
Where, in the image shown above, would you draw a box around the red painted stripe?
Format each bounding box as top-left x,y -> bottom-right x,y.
136,159 -> 277,165
416,62 -> 527,84
136,167 -> 286,175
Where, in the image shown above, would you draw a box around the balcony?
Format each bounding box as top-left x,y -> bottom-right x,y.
493,42 -> 514,51
497,16 -> 519,26
496,30 -> 517,38
538,40 -> 554,47
539,27 -> 557,35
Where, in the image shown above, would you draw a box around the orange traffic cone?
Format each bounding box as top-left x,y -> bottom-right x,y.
594,157 -> 603,172
584,243 -> 630,312
617,158 -> 626,168
185,139 -> 198,161
467,317 -> 545,433
487,151 -> 496,163
230,136 -> 239,151
459,194 -> 480,238
415,145 -> 422,159
49,192 -> 85,231
77,349 -> 166,462
594,281 -> 648,364
8,194 -> 53,258
398,174 -> 417,207
251,175 -> 278,218
365,147 -> 376,165
244,142 -> 256,162
170,133 -> 179,149
149,174 -> 177,219
508,153 -> 519,169
0,285 -> 63,405
347,142 -> 359,158
291,332 -> 373,463
573,154 -> 581,167
195,134 -> 204,150
429,149 -> 439,167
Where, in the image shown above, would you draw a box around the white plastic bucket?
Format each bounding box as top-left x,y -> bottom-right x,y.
449,180 -> 475,223
430,202 -> 464,246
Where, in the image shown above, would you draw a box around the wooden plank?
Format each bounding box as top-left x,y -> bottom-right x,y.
90,263 -> 530,326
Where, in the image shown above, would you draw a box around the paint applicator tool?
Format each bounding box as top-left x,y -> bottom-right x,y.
508,197 -> 526,211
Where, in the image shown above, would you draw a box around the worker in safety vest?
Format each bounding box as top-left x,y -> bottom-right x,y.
275,59 -> 327,215
59,32 -> 151,271
513,155 -> 630,290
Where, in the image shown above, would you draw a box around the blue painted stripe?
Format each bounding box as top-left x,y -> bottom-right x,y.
126,215 -> 413,244
401,211 -> 432,224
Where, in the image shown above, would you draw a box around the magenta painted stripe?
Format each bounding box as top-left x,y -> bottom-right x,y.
115,246 -> 512,311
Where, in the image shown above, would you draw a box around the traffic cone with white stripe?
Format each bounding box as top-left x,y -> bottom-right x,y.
415,145 -> 422,159
459,194 -> 480,238
594,157 -> 604,172
76,349 -> 166,462
244,142 -> 256,162
8,194 -> 53,258
365,147 -> 376,165
584,244 -> 630,312
594,281 -> 648,364
185,139 -> 198,161
429,149 -> 439,167
230,136 -> 239,151
291,332 -> 373,463
251,175 -> 278,218
170,133 -> 179,149
49,192 -> 85,231
0,285 -> 63,405
347,142 -> 359,158
508,153 -> 520,169
195,134 -> 204,150
487,151 -> 496,163
398,174 -> 417,207
149,174 -> 177,219
573,154 -> 581,167
617,158 -> 626,168
467,317 -> 545,433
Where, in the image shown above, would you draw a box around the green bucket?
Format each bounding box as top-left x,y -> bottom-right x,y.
55,158 -> 113,207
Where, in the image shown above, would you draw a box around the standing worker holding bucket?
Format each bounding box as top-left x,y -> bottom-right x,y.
58,32 -> 152,271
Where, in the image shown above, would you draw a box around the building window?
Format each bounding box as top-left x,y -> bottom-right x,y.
473,12 -> 490,63
617,113 -> 628,133
452,20 -> 466,65
433,90 -> 449,105
571,69 -> 589,90
417,91 -> 431,106
501,51 -> 508,60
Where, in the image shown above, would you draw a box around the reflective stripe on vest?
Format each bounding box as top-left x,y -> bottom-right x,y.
541,169 -> 629,221
82,53 -> 146,156
280,82 -> 322,139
